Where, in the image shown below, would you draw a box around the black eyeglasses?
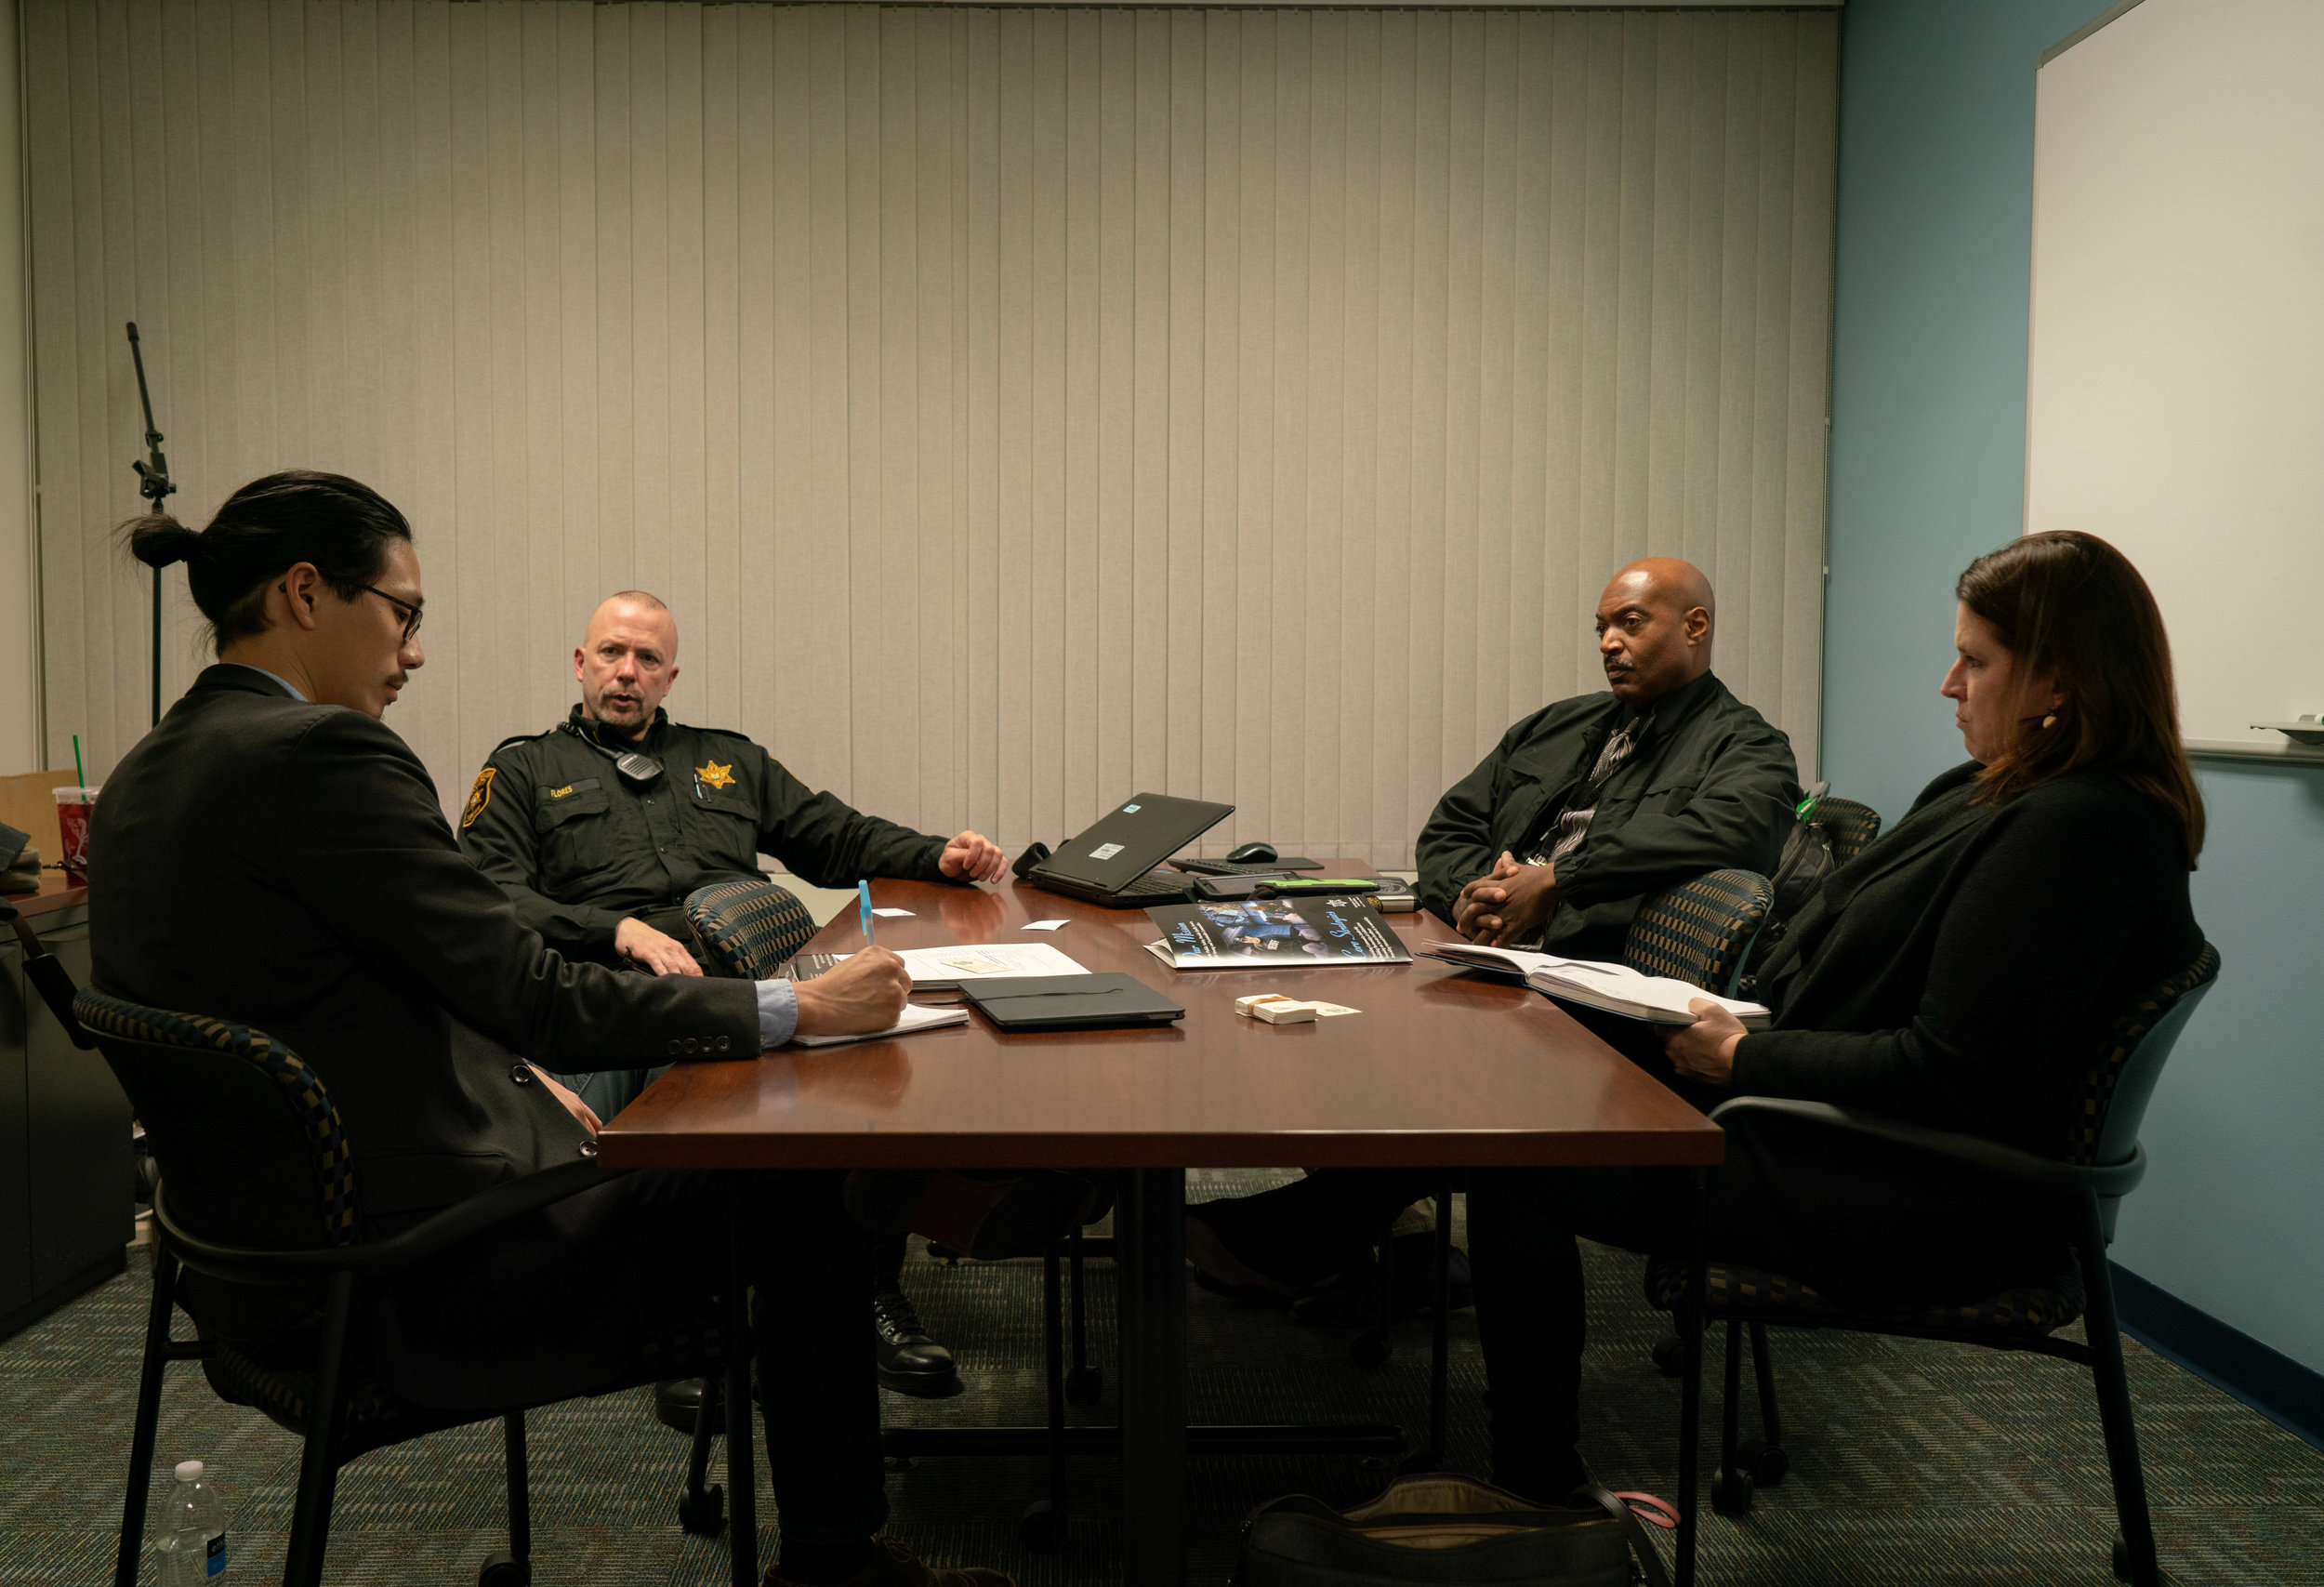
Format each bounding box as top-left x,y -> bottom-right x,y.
362,584 -> 425,643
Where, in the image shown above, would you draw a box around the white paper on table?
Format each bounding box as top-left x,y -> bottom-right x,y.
790,1003 -> 970,1047
821,941 -> 1091,987
895,942 -> 1089,984
1021,919 -> 1070,931
870,907 -> 915,918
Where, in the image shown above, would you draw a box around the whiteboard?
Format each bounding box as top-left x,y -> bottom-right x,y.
2027,0 -> 2324,751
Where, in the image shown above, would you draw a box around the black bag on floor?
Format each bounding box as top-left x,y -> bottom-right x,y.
1235,1474 -> 1673,1587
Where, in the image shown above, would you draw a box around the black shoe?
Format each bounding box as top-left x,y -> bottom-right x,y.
655,1377 -> 720,1436
874,1287 -> 962,1398
654,1368 -> 763,1436
1287,1234 -> 1473,1329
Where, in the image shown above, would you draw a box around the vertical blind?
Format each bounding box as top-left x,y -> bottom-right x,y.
27,0 -> 1836,866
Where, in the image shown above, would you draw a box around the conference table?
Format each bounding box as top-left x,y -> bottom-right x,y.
598,866 -> 1724,1586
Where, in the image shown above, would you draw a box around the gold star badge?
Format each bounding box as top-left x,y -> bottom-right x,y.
695,760 -> 736,791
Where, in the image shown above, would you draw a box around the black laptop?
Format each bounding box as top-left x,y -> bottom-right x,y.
1023,793 -> 1235,907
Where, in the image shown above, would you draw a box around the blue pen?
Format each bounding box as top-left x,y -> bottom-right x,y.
859,880 -> 876,945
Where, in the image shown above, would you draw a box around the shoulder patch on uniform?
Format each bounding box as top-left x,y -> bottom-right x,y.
462,767 -> 496,828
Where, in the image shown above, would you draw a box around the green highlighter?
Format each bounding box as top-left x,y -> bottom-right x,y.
1249,878 -> 1380,899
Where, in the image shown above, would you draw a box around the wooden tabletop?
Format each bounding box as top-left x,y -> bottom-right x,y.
598,866 -> 1723,1172
2,870 -> 87,919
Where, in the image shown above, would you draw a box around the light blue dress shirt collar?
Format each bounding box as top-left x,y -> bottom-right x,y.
220,661 -> 310,703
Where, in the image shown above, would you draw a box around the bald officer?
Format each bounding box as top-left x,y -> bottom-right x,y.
461,589 -> 1006,1402
1183,558 -> 1802,1306
461,590 -> 1004,981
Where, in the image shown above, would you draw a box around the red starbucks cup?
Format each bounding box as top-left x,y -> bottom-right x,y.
53,787 -> 98,879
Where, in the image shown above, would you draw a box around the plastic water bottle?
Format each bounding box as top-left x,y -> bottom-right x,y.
154,1460 -> 229,1583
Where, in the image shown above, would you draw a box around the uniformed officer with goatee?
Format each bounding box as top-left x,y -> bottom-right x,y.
461,589 -> 1006,1406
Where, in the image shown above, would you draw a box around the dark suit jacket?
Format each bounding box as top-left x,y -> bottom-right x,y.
1737,764 -> 2203,1158
1414,671 -> 1800,958
90,666 -> 760,1230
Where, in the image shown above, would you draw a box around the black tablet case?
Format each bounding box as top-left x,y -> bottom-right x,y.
960,972 -> 1185,1030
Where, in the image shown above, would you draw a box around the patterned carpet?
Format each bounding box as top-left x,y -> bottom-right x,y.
3,1170 -> 2319,1585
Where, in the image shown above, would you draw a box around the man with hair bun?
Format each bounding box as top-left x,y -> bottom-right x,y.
460,590 -> 1010,1405
99,473 -> 1013,1587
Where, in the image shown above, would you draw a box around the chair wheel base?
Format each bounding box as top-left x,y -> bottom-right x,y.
1651,1334 -> 1685,1378
479,1553 -> 531,1587
1064,1365 -> 1103,1406
677,1480 -> 726,1536
1019,1499 -> 1065,1552
1737,1436 -> 1789,1487
1351,1333 -> 1393,1369
1710,1468 -> 1754,1515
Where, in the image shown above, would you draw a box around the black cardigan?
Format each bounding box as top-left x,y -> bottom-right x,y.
1734,763 -> 2202,1157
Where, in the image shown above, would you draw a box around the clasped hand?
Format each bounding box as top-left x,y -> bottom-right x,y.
1453,852 -> 1560,946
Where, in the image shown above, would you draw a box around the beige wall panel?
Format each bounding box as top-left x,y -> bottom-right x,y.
28,0 -> 1833,868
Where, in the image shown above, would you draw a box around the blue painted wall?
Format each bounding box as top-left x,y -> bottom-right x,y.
1824,0 -> 2324,1371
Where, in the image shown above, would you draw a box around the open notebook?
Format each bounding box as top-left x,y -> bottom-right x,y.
791,1003 -> 971,1047
1422,942 -> 1770,1029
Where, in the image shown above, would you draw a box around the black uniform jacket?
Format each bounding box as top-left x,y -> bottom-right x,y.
1736,764 -> 2203,1157
459,706 -> 952,959
1415,671 -> 1800,959
89,667 -> 760,1230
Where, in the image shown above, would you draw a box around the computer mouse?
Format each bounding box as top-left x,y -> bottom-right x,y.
1226,841 -> 1278,865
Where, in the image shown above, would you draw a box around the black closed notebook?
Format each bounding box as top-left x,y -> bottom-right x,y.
960,972 -> 1185,1031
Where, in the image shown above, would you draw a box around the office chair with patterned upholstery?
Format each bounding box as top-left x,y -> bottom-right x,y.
1645,941 -> 2220,1587
684,878 -> 821,979
1809,796 -> 1882,865
75,988 -> 747,1587
1621,868 -> 1776,994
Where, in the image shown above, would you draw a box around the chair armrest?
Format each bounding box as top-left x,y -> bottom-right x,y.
1706,1096 -> 2145,1199
156,1157 -> 631,1285
7,909 -> 96,1049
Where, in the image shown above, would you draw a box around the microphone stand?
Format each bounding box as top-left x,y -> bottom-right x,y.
125,323 -> 176,726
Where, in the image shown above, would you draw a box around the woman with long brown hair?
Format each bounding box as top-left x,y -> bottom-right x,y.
1469,530 -> 2207,1501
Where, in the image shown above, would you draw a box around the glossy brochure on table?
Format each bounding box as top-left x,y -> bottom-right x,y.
1142,894 -> 1412,970
1422,941 -> 1770,1028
